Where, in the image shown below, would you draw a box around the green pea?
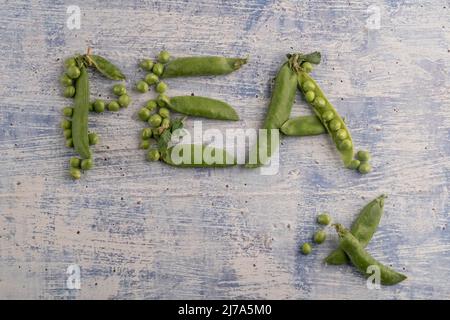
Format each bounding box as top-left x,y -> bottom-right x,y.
152,63 -> 164,76
152,128 -> 161,138
60,119 -> 72,129
62,107 -> 73,117
66,66 -> 81,79
80,158 -> 93,170
305,91 -> 315,102
313,96 -> 326,108
161,118 -> 170,129
88,102 -> 94,112
136,80 -> 149,93
145,73 -> 159,85
63,129 -> 72,139
69,157 -> 81,168
156,81 -> 168,93
159,107 -> 170,118
93,99 -> 105,113
107,101 -> 120,112
65,138 -> 74,148
118,94 -> 131,108
60,74 -> 73,86
148,114 -> 162,127
322,110 -> 334,121
313,230 -> 327,244
339,139 -> 352,151
142,128 -> 153,140
140,140 -> 150,149
138,108 -> 151,121
356,150 -> 371,162
317,213 -> 331,226
358,162 -> 372,174
336,129 -> 348,140
329,119 -> 342,131
147,149 -> 160,161
301,243 -> 312,255
146,100 -> 157,111
64,57 -> 77,68
348,159 -> 361,170
64,86 -> 76,98
158,50 -> 170,64
112,84 -> 127,96
157,94 -> 170,107
140,59 -> 154,71
70,167 -> 81,179
302,62 -> 313,73
302,80 -> 316,92
88,132 -> 99,145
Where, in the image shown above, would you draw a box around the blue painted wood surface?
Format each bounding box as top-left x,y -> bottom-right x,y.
0,0 -> 449,299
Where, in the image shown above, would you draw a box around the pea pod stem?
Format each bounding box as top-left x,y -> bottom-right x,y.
167,96 -> 239,121
161,144 -> 236,167
72,64 -> 91,159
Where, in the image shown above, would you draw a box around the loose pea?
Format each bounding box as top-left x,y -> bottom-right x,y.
313,96 -> 326,108
358,162 -> 372,174
142,128 -> 153,139
302,80 -> 316,92
69,157 -> 81,168
80,158 -> 93,170
157,94 -> 170,107
140,140 -> 150,149
329,119 -> 342,131
63,129 -> 72,139
138,108 -> 151,121
302,62 -> 314,73
336,129 -> 348,140
161,118 -> 170,129
145,73 -> 159,85
159,107 -> 170,118
88,132 -> 99,145
60,74 -> 73,86
65,138 -> 74,148
64,86 -> 76,98
147,149 -> 160,161
140,59 -> 154,71
60,119 -> 72,129
112,84 -> 127,96
64,57 -> 77,68
118,94 -> 131,108
313,230 -> 327,244
348,159 -> 361,170
152,63 -> 164,76
322,110 -> 334,121
70,167 -> 81,179
156,81 -> 168,93
88,102 -> 94,112
356,150 -> 371,162
66,66 -> 81,79
107,101 -> 120,112
136,80 -> 149,93
301,243 -> 312,255
339,139 -> 352,151
317,213 -> 331,226
158,50 -> 170,64
148,114 -> 162,127
305,91 -> 315,103
93,99 -> 105,113
146,100 -> 157,111
62,107 -> 73,117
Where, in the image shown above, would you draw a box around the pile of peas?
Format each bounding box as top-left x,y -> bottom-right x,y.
300,213 -> 331,255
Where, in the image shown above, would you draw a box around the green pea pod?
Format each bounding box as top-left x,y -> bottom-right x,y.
86,54 -> 125,80
161,144 -> 236,167
298,72 -> 354,167
167,96 -> 239,121
335,224 -> 407,286
161,56 -> 247,78
246,62 -> 297,167
72,65 -> 91,159
281,115 -> 326,136
325,195 -> 386,265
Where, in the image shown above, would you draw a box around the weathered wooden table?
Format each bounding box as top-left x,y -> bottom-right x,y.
1,0 -> 449,299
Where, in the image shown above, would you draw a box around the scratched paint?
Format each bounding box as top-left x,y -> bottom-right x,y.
0,0 -> 450,299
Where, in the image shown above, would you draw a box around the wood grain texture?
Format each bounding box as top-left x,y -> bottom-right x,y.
1,0 -> 450,299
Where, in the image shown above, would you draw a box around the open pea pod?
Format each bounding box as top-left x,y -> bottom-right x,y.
281,115 -> 326,136
85,54 -> 125,80
161,144 -> 236,167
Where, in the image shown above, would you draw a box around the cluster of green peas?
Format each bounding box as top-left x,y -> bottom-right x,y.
300,213 -> 331,255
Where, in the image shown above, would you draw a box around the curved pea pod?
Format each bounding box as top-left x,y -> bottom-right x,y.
281,115 -> 326,136
325,195 -> 386,265
161,56 -> 247,78
161,144 -> 236,167
167,96 -> 239,121
335,224 -> 407,286
86,54 -> 125,80
72,65 -> 91,159
298,72 -> 354,167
